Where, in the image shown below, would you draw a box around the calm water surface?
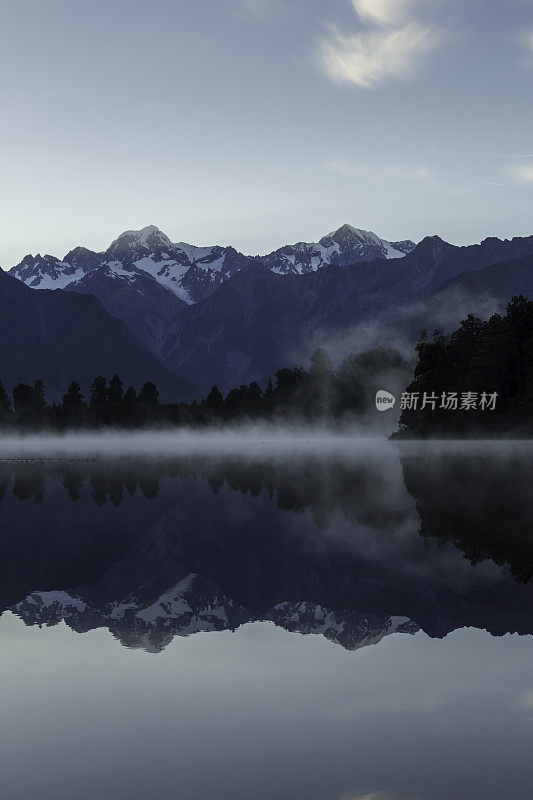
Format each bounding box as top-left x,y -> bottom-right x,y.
0,438 -> 532,800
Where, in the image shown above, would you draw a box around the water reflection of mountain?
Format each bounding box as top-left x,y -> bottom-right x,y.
1,445 -> 532,652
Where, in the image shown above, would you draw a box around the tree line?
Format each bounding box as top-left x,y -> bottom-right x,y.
396,295 -> 533,437
2,295 -> 530,435
0,347 -> 409,429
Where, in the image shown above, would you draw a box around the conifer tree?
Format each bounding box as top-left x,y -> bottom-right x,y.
0,380 -> 10,414
263,379 -> 274,412
205,385 -> 224,411
32,379 -> 47,411
138,381 -> 159,405
247,381 -> 263,414
124,386 -> 138,403
90,376 -> 107,407
107,375 -> 124,404
62,381 -> 85,407
13,383 -> 37,414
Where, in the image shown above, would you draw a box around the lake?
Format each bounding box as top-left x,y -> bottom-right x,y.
0,435 -> 532,800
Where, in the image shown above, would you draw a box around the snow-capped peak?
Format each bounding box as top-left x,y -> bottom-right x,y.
322,224 -> 393,249
324,223 -> 379,241
8,223 -> 416,303
260,223 -> 414,275
109,225 -> 173,251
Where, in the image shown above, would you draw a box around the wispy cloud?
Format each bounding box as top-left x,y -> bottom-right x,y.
321,23 -> 439,88
509,163 -> 533,183
351,0 -> 417,27
320,1 -> 442,90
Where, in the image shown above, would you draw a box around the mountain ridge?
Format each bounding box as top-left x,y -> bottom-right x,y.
5,224 -> 533,397
8,222 -> 416,299
160,237 -> 533,392
0,267 -> 196,402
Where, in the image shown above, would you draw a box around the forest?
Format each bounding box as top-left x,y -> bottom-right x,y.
1,295 -> 531,435
396,295 -> 533,437
0,347 -> 408,429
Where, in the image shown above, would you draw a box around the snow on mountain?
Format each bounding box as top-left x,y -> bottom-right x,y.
11,574 -> 247,653
267,601 -> 418,651
100,225 -> 251,303
129,255 -> 225,304
10,254 -> 87,290
10,576 -> 419,654
108,224 -> 174,253
8,225 -> 242,305
260,224 -> 415,276
8,223 -> 414,305
390,239 -> 418,255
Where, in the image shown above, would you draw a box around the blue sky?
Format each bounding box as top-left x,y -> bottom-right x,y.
1,0 -> 533,265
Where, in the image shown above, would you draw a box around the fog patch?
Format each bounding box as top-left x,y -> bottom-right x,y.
0,428 -> 530,461
291,285 -> 504,368
0,426 -> 396,460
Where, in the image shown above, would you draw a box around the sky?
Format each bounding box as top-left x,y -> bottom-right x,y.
1,0 -> 533,266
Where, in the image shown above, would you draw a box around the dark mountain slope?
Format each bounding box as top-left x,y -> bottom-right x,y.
0,269 -> 196,402
298,233 -> 533,300
161,243 -> 533,393
66,265 -> 187,356
385,252 -> 533,344
161,261 -> 403,393
436,251 -> 533,298
162,263 -> 310,392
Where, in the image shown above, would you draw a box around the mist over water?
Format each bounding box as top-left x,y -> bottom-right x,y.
0,426 -> 394,459
1,425 -> 530,460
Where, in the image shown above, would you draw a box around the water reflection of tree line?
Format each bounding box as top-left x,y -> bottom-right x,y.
0,456 -> 410,531
1,449 -> 532,582
400,449 -> 533,583
0,463 -> 160,507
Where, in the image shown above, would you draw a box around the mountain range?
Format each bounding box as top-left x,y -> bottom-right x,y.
9,223 -> 415,299
11,580 -> 417,654
4,222 -> 533,397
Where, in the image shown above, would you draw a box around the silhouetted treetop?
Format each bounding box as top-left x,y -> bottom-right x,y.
62,382 -> 85,408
